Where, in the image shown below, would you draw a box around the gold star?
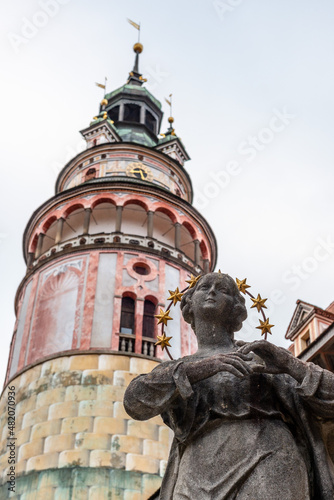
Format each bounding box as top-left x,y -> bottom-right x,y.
251,294 -> 268,313
155,308 -> 173,326
256,318 -> 274,336
185,274 -> 201,289
155,333 -> 173,351
236,278 -> 251,294
167,287 -> 183,305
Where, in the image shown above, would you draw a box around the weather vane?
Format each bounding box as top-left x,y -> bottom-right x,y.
155,271 -> 274,361
127,18 -> 141,42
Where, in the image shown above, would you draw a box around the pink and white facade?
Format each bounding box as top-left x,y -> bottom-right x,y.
0,46 -> 217,499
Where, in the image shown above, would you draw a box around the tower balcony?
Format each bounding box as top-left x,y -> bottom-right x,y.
29,231 -> 206,275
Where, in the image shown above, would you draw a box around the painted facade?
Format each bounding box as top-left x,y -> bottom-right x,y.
286,299 -> 334,371
0,44 -> 217,499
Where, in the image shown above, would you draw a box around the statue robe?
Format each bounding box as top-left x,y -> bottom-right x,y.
124,355 -> 334,499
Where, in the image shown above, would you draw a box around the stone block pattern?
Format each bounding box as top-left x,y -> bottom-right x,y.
0,354 -> 169,499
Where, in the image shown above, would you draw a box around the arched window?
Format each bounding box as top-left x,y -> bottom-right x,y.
142,300 -> 156,338
120,297 -> 135,334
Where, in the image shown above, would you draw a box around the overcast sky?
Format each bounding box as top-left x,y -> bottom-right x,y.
1,0 -> 334,385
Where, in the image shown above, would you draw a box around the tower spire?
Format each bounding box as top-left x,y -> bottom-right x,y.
127,19 -> 146,86
128,42 -> 145,86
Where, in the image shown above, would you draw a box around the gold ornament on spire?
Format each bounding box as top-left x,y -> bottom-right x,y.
256,318 -> 274,336
155,333 -> 173,351
250,294 -> 268,313
167,287 -> 183,306
236,278 -> 251,294
155,308 -> 173,326
185,274 -> 201,289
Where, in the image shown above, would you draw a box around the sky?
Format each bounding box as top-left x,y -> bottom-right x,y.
1,0 -> 334,385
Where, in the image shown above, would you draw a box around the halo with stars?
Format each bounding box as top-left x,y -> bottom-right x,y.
155,272 -> 274,361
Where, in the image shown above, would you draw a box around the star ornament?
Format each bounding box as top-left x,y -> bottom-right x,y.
236,278 -> 251,294
256,318 -> 274,336
185,274 -> 201,289
155,333 -> 173,351
251,294 -> 268,313
155,308 -> 173,326
168,287 -> 183,306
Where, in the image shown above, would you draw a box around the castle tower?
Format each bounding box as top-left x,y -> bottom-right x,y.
0,44 -> 217,499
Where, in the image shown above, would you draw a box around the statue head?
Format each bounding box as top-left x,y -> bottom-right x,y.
180,272 -> 247,336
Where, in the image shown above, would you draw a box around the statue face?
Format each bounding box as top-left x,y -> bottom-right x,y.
190,274 -> 234,322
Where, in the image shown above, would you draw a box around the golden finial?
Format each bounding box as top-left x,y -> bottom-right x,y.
133,42 -> 143,54
250,294 -> 268,313
256,318 -> 274,337
168,116 -> 174,124
103,112 -> 108,120
236,278 -> 251,294
155,332 -> 173,351
155,308 -> 173,326
101,98 -> 108,106
167,287 -> 184,306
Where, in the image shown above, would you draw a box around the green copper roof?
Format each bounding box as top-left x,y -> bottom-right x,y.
105,84 -> 162,110
116,125 -> 158,147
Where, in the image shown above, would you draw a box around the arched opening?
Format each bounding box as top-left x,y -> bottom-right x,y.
85,168 -> 96,182
145,110 -> 157,133
120,296 -> 135,334
180,223 -> 195,262
153,210 -> 175,247
90,201 -> 116,235
123,103 -> 140,123
122,203 -> 147,238
41,218 -> 57,254
109,105 -> 119,122
142,300 -> 156,338
62,208 -> 85,242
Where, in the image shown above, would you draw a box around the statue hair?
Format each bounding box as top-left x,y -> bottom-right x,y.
180,273 -> 247,335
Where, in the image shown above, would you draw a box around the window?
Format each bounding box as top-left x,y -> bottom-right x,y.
109,106 -> 119,122
120,297 -> 135,334
145,110 -> 157,133
123,104 -> 140,123
142,300 -> 156,338
85,168 -> 96,181
133,263 -> 150,275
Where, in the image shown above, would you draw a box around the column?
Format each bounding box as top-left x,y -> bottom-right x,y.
119,103 -> 125,121
194,239 -> 200,266
140,106 -> 146,124
35,233 -> 45,259
115,206 -> 123,232
174,222 -> 181,249
55,217 -> 65,244
83,208 -> 92,235
147,211 -> 154,238
203,259 -> 210,274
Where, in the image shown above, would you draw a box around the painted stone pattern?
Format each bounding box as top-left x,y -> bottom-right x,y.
0,354 -> 168,499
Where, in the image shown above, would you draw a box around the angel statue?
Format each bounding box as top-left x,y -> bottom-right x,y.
124,272 -> 334,499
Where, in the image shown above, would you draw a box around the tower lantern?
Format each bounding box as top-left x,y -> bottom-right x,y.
0,43 -> 217,499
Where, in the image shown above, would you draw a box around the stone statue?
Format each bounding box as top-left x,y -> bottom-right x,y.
124,273 -> 334,499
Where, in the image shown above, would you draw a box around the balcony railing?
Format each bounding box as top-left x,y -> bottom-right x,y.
33,232 -> 203,274
118,333 -> 157,358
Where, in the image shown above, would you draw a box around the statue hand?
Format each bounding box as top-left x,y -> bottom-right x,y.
211,352 -> 255,379
238,341 -> 308,382
186,352 -> 257,384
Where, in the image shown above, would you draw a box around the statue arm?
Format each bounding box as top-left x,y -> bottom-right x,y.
123,360 -> 193,421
